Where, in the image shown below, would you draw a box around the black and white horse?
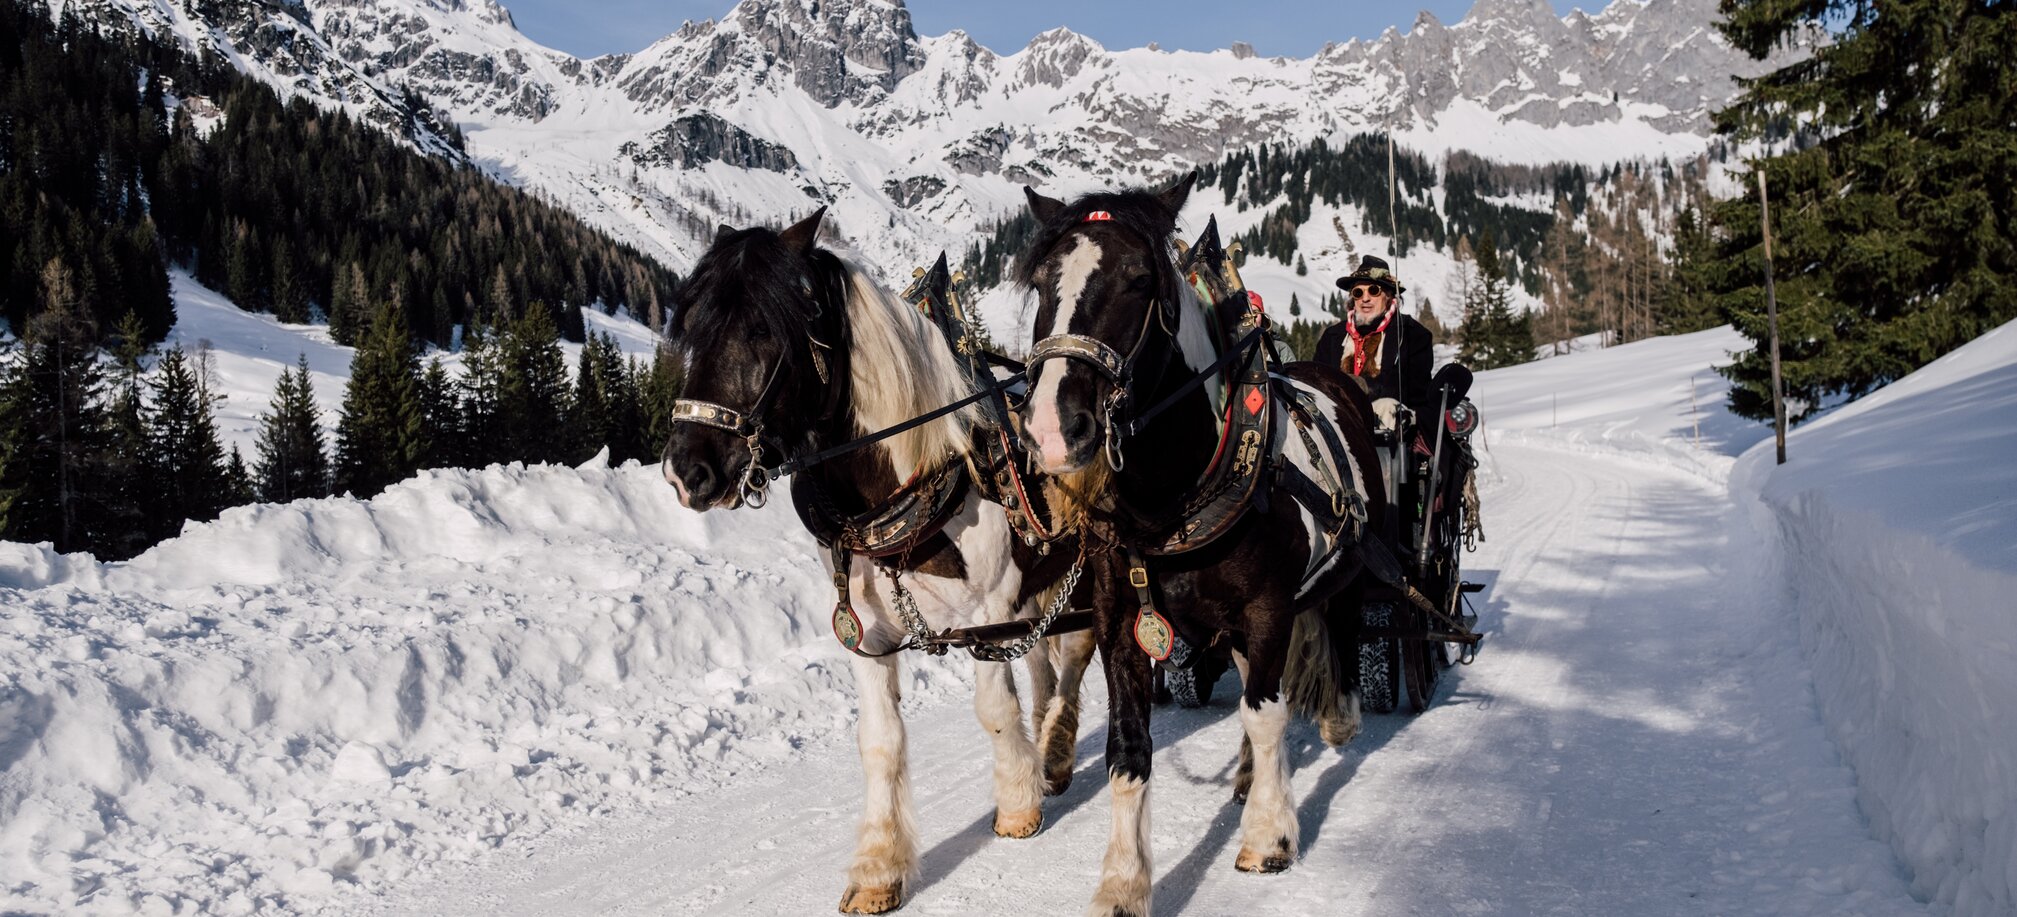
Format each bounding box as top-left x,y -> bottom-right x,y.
1016,176 -> 1390,915
661,210 -> 1094,914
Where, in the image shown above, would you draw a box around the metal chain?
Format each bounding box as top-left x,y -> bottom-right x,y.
967,554 -> 1084,663
884,568 -> 943,655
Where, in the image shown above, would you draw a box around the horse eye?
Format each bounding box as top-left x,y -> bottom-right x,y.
750,324 -> 772,340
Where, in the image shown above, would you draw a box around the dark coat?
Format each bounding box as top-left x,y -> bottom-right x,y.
1314,311 -> 1438,420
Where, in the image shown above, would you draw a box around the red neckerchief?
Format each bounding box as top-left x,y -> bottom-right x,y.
1345,308 -> 1395,375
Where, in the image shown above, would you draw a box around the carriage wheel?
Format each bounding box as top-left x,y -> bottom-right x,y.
1404,622 -> 1440,714
1359,601 -> 1401,714
1167,658 -> 1212,708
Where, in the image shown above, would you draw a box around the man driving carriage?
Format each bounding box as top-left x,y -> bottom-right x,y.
1312,255 -> 1439,434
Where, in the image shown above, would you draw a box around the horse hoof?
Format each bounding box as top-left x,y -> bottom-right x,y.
1044,769 -> 1074,796
1320,715 -> 1361,747
994,807 -> 1043,838
839,882 -> 905,913
1235,844 -> 1294,874
1231,789 -> 1248,805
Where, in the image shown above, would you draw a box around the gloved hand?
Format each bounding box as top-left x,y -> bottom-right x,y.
1372,397 -> 1400,432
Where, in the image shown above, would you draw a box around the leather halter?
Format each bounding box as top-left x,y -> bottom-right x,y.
1025,259 -> 1176,471
662,269 -> 840,508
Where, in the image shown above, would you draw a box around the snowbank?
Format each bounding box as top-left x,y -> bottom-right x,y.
0,458 -> 969,915
1733,319 -> 2017,916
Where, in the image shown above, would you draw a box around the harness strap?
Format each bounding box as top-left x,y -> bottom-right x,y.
1122,327 -> 1264,438
767,379 -> 1018,481
1124,549 -> 1175,660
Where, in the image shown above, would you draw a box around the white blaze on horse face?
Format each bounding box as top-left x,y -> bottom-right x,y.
1028,234 -> 1104,472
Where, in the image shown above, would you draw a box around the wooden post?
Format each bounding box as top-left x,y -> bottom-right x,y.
1756,168 -> 1788,465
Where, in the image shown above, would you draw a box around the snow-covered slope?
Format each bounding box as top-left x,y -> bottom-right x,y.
1733,320 -> 2017,916
161,271 -> 660,457
45,0 -> 1800,312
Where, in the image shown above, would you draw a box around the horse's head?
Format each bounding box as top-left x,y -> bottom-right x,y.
662,209 -> 844,510
1016,172 -> 1196,475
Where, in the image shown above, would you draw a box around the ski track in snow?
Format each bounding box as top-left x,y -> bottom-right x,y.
357,441 -> 1925,916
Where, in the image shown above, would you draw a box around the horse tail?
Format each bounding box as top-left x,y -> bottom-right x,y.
1281,586 -> 1365,748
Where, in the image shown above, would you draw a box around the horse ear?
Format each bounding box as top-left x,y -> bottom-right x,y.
1159,170 -> 1198,215
1024,185 -> 1065,223
779,207 -> 826,256
715,223 -> 736,242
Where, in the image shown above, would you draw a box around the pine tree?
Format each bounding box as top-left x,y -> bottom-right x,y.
271,237 -> 309,324
640,343 -> 685,465
333,295 -> 423,496
329,261 -> 370,346
145,346 -> 233,540
1711,0 -> 2016,421
225,445 -> 255,506
573,333 -> 613,461
1654,205 -> 1720,335
415,356 -> 460,470
1416,296 -> 1447,339
495,303 -> 573,464
1457,232 -> 1535,370
459,325 -> 505,468
0,261 -> 115,554
102,310 -> 157,558
254,355 -> 331,502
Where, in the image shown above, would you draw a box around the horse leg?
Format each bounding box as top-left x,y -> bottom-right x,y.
1233,617 -> 1299,874
1025,632 -> 1059,741
1230,650 -> 1253,804
840,653 -> 918,914
975,657 -> 1046,838
1041,628 -> 1097,795
1088,577 -> 1156,917
1322,588 -> 1365,747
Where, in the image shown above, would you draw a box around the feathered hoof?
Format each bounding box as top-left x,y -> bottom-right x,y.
839,881 -> 906,914
1044,767 -> 1074,796
994,807 -> 1043,839
1084,895 -> 1148,917
1234,841 -> 1295,874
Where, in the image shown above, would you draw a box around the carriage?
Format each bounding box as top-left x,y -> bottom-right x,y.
1084,220 -> 1490,715
891,223 -> 1487,716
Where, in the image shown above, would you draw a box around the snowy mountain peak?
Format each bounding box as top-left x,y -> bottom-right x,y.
1013,27 -> 1105,87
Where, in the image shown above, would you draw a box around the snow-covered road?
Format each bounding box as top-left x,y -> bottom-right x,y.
360,441 -> 1926,916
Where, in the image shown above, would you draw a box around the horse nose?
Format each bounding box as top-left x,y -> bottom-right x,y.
1063,407 -> 1096,445
672,459 -> 723,508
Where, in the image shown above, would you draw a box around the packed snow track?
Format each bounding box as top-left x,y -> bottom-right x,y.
364,441 -> 1925,916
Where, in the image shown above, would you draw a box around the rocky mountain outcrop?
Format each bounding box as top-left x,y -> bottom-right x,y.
34,0 -> 1804,277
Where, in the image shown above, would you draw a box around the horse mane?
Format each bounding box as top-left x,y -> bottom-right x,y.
837,259 -> 976,474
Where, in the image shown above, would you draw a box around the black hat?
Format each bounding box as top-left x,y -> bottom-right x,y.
1336,255 -> 1405,296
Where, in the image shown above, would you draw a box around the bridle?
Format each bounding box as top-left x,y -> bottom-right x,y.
1024,221 -> 1181,472
663,357 -> 790,507
662,268 -> 842,509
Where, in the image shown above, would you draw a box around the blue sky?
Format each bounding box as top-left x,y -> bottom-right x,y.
502,0 -> 1588,60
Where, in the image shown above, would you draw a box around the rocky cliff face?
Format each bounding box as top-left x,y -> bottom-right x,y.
35,0 -> 1803,279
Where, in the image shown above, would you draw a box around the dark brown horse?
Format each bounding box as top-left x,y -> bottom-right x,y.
660,210 -> 1093,914
1016,175 -> 1391,915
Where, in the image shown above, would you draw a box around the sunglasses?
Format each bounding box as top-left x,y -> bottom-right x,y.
1349,286 -> 1386,300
